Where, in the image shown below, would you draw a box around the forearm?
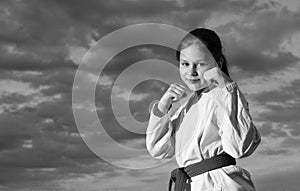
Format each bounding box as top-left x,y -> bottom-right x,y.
146,102 -> 175,159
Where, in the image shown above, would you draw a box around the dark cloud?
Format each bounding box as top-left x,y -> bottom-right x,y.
255,169 -> 300,191
253,79 -> 300,150
0,0 -> 92,46
0,0 -> 179,53
285,121 -> 300,136
254,81 -> 300,104
0,68 -> 120,188
260,149 -> 289,156
0,52 -> 77,71
261,104 -> 300,123
0,105 -> 120,188
97,44 -> 177,77
0,93 -> 30,106
228,48 -> 299,75
238,4 -> 300,51
258,122 -> 273,137
281,137 -> 300,148
253,79 -> 300,136
257,122 -> 288,138
220,2 -> 300,76
0,109 -> 40,152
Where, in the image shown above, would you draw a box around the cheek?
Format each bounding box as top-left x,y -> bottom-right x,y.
179,66 -> 186,76
195,67 -> 206,77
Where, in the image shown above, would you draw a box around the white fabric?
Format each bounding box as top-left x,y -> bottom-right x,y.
146,84 -> 261,191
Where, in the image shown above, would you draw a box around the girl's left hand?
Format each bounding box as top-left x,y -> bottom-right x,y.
203,67 -> 233,89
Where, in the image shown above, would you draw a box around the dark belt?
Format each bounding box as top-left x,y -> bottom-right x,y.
168,153 -> 236,191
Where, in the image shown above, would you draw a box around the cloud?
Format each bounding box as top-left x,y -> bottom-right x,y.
255,169 -> 300,191
257,122 -> 289,138
259,148 -> 289,156
0,104 -> 119,189
0,69 -> 115,189
229,48 -> 299,75
59,159 -> 177,191
253,79 -> 300,137
219,2 -> 300,76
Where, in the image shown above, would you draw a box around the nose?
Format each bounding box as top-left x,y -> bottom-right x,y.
188,64 -> 198,76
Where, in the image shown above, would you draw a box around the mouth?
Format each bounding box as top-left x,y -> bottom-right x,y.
186,78 -> 200,83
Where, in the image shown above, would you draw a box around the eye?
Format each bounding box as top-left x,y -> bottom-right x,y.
180,62 -> 189,67
198,62 -> 207,66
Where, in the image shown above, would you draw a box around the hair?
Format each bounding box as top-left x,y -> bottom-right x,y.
176,28 -> 230,77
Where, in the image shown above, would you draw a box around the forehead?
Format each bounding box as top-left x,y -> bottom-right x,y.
180,44 -> 211,61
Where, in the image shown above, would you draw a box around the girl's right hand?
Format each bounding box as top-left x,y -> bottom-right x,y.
158,83 -> 186,114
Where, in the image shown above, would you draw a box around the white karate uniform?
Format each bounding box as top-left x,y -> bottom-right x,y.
146,83 -> 261,191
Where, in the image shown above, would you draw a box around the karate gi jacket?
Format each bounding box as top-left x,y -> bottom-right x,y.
146,83 -> 261,191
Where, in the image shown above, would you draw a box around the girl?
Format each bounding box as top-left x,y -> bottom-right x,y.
146,28 -> 261,191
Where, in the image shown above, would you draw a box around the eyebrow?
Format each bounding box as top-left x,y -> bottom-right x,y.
179,59 -> 205,62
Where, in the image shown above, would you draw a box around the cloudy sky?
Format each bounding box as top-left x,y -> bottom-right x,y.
1,0 -> 300,190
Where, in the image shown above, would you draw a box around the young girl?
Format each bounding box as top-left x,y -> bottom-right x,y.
146,28 -> 261,191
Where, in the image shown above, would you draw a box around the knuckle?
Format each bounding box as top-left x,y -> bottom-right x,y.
169,85 -> 175,89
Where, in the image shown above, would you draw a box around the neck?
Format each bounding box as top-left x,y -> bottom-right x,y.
195,86 -> 209,97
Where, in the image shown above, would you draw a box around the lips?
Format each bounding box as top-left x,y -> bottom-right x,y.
186,78 -> 200,83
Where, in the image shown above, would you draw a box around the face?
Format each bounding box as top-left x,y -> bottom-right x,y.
179,43 -> 217,91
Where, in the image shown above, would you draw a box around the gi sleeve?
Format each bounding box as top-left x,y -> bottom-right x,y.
146,101 -> 184,159
213,82 -> 261,159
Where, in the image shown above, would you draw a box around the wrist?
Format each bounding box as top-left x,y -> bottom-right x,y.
225,81 -> 237,92
218,77 -> 233,89
158,99 -> 172,114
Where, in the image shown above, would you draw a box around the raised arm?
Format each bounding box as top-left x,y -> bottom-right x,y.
146,102 -> 184,159
146,83 -> 186,159
204,67 -> 261,158
213,83 -> 261,158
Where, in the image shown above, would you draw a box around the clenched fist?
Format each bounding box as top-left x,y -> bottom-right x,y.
203,67 -> 233,89
158,83 -> 186,114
